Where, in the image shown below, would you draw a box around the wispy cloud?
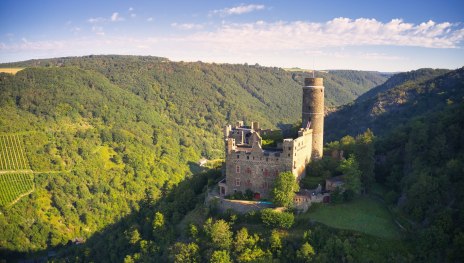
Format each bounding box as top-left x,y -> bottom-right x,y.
2,17 -> 462,70
92,26 -> 105,36
189,18 -> 464,50
88,17 -> 106,23
147,17 -> 153,22
211,4 -> 265,16
171,23 -> 203,30
88,12 -> 124,24
111,12 -> 124,22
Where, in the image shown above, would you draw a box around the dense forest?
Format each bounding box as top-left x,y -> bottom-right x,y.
325,67 -> 462,141
0,56 -> 462,262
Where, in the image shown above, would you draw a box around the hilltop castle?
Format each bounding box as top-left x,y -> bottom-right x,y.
219,78 -> 324,199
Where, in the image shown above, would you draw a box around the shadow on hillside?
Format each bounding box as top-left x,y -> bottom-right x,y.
2,168 -> 222,263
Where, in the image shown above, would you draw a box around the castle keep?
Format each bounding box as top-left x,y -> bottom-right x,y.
219,77 -> 325,199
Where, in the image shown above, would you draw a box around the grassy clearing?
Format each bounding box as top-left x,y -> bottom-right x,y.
0,68 -> 25,75
303,196 -> 402,239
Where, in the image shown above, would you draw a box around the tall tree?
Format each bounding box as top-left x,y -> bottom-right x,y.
339,155 -> 362,194
271,171 -> 299,207
355,129 -> 375,193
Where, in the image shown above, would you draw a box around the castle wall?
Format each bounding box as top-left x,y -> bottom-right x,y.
224,128 -> 312,199
288,129 -> 312,180
225,150 -> 290,199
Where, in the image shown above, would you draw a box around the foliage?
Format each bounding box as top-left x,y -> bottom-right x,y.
169,242 -> 200,263
326,68 -> 461,141
338,155 -> 362,194
260,208 -> 294,229
210,250 -> 232,263
204,218 -> 233,250
271,171 -> 299,207
296,242 -> 315,262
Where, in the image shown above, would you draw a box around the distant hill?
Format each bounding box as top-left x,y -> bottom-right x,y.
325,67 -> 463,141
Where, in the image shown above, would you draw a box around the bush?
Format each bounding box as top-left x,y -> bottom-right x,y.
260,208 -> 294,229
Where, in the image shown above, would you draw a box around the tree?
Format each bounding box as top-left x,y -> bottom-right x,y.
269,230 -> 282,257
210,250 -> 232,263
204,218 -> 233,250
169,242 -> 200,263
339,155 -> 362,194
355,129 -> 375,193
271,171 -> 299,207
296,242 -> 315,262
260,209 -> 294,229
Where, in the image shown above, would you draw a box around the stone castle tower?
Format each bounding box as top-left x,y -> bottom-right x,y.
302,77 -> 324,160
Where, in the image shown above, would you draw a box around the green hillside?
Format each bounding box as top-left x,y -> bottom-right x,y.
325,67 -> 463,141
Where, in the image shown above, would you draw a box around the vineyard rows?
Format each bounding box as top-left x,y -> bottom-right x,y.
0,134 -> 33,207
0,134 -> 29,171
0,173 -> 34,206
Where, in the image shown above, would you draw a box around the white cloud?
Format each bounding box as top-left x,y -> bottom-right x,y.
111,12 -> 124,22
88,17 -> 106,23
92,26 -> 105,36
171,23 -> 203,30
211,4 -> 265,16
128,7 -> 134,12
2,17 -> 463,71
187,18 -> 464,50
147,17 -> 153,22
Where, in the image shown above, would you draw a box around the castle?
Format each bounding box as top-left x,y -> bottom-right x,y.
219,77 -> 324,199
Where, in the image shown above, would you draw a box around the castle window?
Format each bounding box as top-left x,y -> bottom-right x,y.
253,156 -> 255,160
247,156 -> 249,160
276,158 -> 279,162
246,180 -> 252,187
274,169 -> 279,176
263,169 -> 269,177
246,167 -> 252,174
237,155 -> 240,159
236,165 -> 240,173
288,154 -> 290,157
235,178 -> 241,186
288,147 -> 291,150
293,161 -> 296,168
266,158 -> 269,162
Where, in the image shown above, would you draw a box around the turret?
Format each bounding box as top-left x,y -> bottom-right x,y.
302,77 -> 324,160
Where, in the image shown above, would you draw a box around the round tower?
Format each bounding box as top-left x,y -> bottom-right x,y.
302,77 -> 324,160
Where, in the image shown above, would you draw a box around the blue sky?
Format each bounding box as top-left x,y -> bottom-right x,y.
1,0 -> 463,71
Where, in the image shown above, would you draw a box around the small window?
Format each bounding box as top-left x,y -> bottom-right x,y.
263,169 -> 269,177
235,178 -> 241,186
266,158 -> 269,162
237,155 -> 240,159
288,147 -> 291,150
288,154 -> 290,157
236,165 -> 240,173
247,156 -> 249,160
246,167 -> 252,174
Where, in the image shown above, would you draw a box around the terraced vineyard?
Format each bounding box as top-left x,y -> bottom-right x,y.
0,134 -> 33,207
0,173 -> 34,206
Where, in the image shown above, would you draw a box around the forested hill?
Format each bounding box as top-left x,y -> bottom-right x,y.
3,55 -> 387,108
0,55 -> 386,256
325,67 -> 464,141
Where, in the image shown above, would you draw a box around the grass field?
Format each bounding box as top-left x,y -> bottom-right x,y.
304,196 -> 402,239
0,68 -> 25,75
